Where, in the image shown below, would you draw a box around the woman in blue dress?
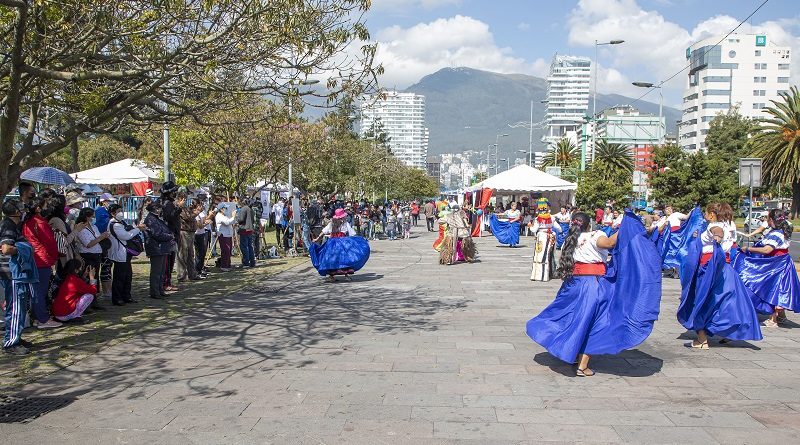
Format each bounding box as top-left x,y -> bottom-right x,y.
489,201 -> 522,247
526,211 -> 662,376
310,208 -> 370,282
734,209 -> 799,327
678,203 -> 762,349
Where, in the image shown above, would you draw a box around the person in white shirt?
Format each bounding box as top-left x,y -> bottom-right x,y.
107,204 -> 144,306
215,203 -> 236,271
194,206 -> 215,277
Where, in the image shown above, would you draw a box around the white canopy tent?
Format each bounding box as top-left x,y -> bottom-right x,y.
470,164 -> 576,208
70,158 -> 160,184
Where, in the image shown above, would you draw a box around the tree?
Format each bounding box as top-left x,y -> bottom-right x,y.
395,168 -> 439,200
576,163 -> 632,210
750,86 -> 800,218
0,0 -> 380,197
592,140 -> 633,181
542,138 -> 579,169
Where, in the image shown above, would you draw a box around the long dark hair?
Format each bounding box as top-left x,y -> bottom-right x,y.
557,212 -> 591,281
769,208 -> 792,239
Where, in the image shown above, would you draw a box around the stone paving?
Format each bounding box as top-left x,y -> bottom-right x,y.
2,229 -> 800,444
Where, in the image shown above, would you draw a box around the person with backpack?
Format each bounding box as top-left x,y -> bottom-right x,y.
107,204 -> 145,306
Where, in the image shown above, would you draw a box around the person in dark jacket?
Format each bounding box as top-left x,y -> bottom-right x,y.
159,182 -> 181,292
1,199 -> 33,355
144,202 -> 174,299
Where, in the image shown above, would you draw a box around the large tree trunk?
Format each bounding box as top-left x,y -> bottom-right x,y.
70,135 -> 79,173
792,179 -> 800,220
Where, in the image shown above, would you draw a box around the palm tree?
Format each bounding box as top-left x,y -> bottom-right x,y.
750,86 -> 800,218
592,139 -> 634,181
542,138 -> 579,169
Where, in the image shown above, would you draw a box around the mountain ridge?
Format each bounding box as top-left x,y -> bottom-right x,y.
401,67 -> 681,161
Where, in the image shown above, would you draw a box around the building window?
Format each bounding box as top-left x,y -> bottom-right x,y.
754,76 -> 767,83
778,77 -> 790,83
703,75 -> 731,83
702,89 -> 731,96
753,103 -> 766,110
753,90 -> 766,96
755,50 -> 762,56
778,90 -> 789,95
778,64 -> 790,70
702,103 -> 729,110
754,63 -> 768,70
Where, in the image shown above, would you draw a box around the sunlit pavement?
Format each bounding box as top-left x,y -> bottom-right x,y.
2,228 -> 800,444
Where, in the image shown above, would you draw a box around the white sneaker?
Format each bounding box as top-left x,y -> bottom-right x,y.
36,319 -> 63,329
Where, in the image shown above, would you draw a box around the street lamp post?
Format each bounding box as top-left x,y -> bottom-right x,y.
517,149 -> 529,166
593,40 -> 625,119
632,81 -> 664,144
494,133 -> 508,175
499,158 -> 510,172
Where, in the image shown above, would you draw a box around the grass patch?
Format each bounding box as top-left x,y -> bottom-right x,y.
0,240 -> 307,390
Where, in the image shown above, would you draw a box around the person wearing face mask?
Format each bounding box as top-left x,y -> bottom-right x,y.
22,195 -> 62,329
64,191 -> 85,228
94,193 -> 116,300
107,204 -> 145,306
144,202 -> 174,299
47,194 -> 86,274
17,182 -> 37,220
75,207 -> 110,309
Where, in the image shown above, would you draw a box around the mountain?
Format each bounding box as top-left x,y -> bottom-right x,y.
402,67 -> 681,161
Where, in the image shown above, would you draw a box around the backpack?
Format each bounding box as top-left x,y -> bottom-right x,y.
111,221 -> 145,256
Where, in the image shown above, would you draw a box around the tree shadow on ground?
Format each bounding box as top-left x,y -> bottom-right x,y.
12,265 -> 467,403
533,349 -> 663,378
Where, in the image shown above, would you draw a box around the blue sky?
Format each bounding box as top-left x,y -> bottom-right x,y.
363,0 -> 800,106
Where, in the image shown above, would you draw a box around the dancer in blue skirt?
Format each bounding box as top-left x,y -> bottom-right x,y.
310,208 -> 370,282
678,202 -> 762,349
734,209 -> 799,327
526,211 -> 662,376
489,201 -> 522,247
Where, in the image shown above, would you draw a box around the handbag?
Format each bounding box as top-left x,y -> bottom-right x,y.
110,221 -> 144,256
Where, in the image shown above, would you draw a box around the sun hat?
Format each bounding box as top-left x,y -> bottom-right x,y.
99,192 -> 116,202
333,208 -> 347,219
65,191 -> 86,206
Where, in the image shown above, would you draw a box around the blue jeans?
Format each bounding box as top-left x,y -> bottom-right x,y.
3,278 -> 30,348
32,267 -> 52,323
239,233 -> 255,266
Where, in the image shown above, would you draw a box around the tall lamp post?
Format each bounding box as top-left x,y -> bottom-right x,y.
494,133 -> 508,175
632,81 -> 664,144
499,158 -> 510,172
593,40 -> 625,118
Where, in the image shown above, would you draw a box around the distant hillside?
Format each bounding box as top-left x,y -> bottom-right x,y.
402,67 -> 681,161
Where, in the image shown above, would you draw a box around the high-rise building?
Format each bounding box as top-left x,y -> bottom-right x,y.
680,34 -> 791,152
360,91 -> 429,168
543,55 -> 592,148
578,105 -> 665,170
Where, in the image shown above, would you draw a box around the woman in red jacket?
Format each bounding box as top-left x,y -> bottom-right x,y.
53,259 -> 96,323
22,195 -> 62,329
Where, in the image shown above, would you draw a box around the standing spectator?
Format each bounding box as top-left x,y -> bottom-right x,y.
195,204 -> 214,278
386,210 -> 398,241
22,196 -> 62,329
107,204 -> 144,305
176,197 -> 201,281
237,198 -> 255,267
65,191 -> 86,227
307,197 -> 325,244
94,193 -> 115,300
46,193 -> 84,274
424,200 -> 436,232
272,198 -> 285,248
2,199 -> 34,354
159,181 -> 181,292
144,202 -> 174,299
411,201 -> 420,226
251,197 -> 264,258
75,208 -> 109,309
215,203 -> 236,271
52,259 -> 96,323
136,196 -> 153,226
594,207 -> 604,229
17,181 -> 36,219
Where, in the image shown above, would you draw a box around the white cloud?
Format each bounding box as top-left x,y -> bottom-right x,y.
517,22 -> 531,31
373,15 -> 546,88
567,0 -> 800,102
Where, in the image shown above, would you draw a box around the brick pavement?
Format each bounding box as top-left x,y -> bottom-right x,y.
2,228 -> 800,444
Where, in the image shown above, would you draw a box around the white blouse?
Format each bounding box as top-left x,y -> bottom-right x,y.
701,221 -> 737,253
322,221 -> 356,236
573,231 -> 609,263
76,225 -> 103,254
761,230 -> 790,250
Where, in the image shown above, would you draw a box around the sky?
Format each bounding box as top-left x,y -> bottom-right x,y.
362,0 -> 800,107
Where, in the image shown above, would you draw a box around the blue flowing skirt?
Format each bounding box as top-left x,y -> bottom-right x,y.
526,211 -> 662,363
555,222 -> 570,248
733,252 -> 800,314
662,207 -> 704,270
309,237 -> 371,276
677,240 -> 762,341
489,214 -> 520,247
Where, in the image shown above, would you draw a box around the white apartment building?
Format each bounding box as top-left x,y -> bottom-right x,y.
360,91 -> 430,168
680,34 -> 791,152
543,55 -> 592,148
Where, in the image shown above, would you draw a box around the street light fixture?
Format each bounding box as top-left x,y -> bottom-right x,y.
494,133 -> 508,175
632,81 -> 664,145
593,39 -> 625,119
500,158 -> 510,172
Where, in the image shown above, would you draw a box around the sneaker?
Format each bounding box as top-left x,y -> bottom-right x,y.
18,339 -> 33,349
36,319 -> 62,329
3,345 -> 29,355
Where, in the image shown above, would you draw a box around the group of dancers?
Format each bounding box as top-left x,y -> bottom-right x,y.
520,201 -> 798,376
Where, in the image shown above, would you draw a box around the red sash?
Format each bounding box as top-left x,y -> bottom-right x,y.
700,252 -> 731,265
770,249 -> 789,257
573,262 -> 606,276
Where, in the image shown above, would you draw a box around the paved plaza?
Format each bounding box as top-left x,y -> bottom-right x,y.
2,229 -> 800,444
